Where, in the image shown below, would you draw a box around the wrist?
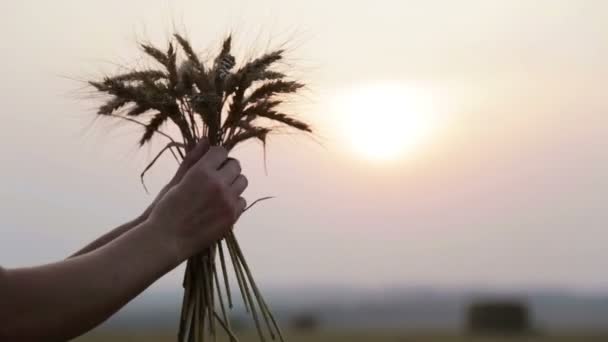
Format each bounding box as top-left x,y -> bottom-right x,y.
138,205 -> 154,223
129,213 -> 148,229
139,215 -> 183,269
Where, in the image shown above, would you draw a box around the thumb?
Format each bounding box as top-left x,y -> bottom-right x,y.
170,138 -> 210,185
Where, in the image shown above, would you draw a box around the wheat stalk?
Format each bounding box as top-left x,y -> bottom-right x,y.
89,32 -> 311,342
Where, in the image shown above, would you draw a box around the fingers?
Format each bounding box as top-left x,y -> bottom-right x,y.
182,145 -> 248,218
236,197 -> 247,217
231,175 -> 248,195
200,146 -> 228,170
219,158 -> 241,184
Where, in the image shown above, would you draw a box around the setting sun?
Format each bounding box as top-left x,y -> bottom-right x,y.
330,82 -> 439,161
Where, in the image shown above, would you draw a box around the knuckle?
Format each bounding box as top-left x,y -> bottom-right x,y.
220,198 -> 238,220
222,186 -> 234,203
204,147 -> 218,160
220,190 -> 238,213
223,160 -> 240,176
200,162 -> 214,175
208,175 -> 224,193
210,146 -> 228,157
237,175 -> 248,189
190,163 -> 211,179
232,159 -> 241,172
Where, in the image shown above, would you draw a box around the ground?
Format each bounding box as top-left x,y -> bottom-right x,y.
74,331 -> 608,342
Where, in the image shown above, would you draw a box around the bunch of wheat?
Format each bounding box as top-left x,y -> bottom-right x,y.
89,33 -> 311,342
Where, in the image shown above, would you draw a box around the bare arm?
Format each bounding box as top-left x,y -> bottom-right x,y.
68,216 -> 145,258
0,141 -> 248,341
0,219 -> 178,341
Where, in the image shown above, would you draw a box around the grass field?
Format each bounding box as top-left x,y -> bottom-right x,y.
75,331 -> 608,342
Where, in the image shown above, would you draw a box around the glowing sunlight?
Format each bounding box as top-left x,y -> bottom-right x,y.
330,82 -> 440,161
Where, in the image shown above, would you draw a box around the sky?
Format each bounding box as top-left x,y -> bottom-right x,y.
0,0 -> 607,293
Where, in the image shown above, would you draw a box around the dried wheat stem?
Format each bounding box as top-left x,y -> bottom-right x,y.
193,287 -> 200,342
217,241 -> 233,308
229,234 -> 280,341
196,260 -> 207,342
226,237 -> 266,342
230,235 -> 283,340
213,263 -> 235,341
140,141 -> 185,193
213,311 -> 240,342
182,282 -> 196,342
259,295 -> 284,342
194,259 -> 203,342
179,261 -> 193,340
202,255 -> 216,340
179,98 -> 198,140
106,114 -> 178,147
243,196 -> 275,213
187,103 -> 200,139
169,146 -> 180,164
225,237 -> 250,313
178,291 -> 187,339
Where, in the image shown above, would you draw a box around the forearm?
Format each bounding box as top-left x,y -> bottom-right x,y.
69,215 -> 146,258
0,219 -> 180,341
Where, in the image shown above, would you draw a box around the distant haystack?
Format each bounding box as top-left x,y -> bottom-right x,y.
467,300 -> 532,335
290,312 -> 320,332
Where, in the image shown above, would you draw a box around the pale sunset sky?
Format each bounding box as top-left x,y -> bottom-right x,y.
1,1 -> 607,293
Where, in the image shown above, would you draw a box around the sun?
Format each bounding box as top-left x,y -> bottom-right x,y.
330,82 -> 439,161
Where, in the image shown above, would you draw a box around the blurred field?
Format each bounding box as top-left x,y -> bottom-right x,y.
75,331 -> 608,342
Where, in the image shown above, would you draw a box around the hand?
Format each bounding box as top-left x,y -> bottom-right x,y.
140,142 -> 209,221
146,142 -> 248,262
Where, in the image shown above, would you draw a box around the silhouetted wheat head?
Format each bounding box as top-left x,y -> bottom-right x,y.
89,33 -> 311,342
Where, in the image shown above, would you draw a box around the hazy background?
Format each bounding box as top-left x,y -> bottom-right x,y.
1,0 -> 608,335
